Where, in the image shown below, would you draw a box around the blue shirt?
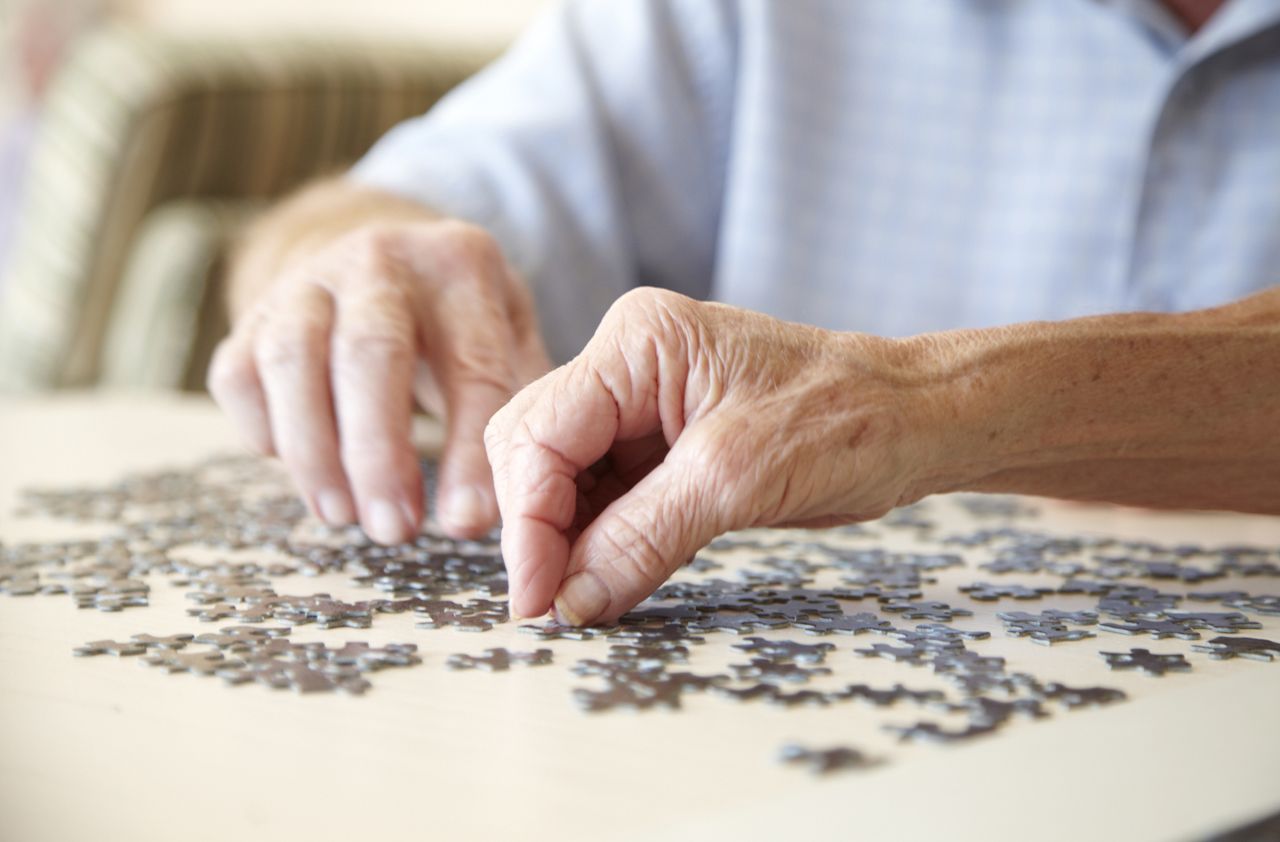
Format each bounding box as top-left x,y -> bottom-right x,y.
352,0 -> 1280,363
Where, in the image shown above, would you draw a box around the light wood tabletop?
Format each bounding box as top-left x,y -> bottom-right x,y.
1,394 -> 1278,842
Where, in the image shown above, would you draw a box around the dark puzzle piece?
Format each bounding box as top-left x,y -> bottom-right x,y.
855,643 -> 932,665
1098,618 -> 1201,640
763,688 -> 831,708
887,721 -> 1000,744
709,683 -> 784,703
959,581 -> 1053,602
325,642 -> 421,669
1201,593 -> 1278,616
143,650 -> 240,676
1057,579 -> 1116,596
1100,648 -> 1192,676
619,604 -> 705,624
414,598 -> 508,632
195,626 -> 292,650
572,669 -> 727,713
611,624 -> 706,645
1164,611 -> 1262,633
219,660 -> 369,694
999,611 -> 1098,646
129,633 -> 194,651
730,637 -> 836,663
73,639 -> 147,657
881,600 -> 974,622
446,648 -> 553,672
688,613 -> 790,634
1190,636 -> 1280,662
831,584 -> 924,603
779,744 -> 880,774
794,613 -> 894,636
729,659 -> 832,684
518,621 -> 621,640
607,643 -> 689,668
887,623 -> 991,651
1025,681 -> 1128,709
938,696 -> 1048,726
824,683 -> 944,707
1096,586 -> 1182,620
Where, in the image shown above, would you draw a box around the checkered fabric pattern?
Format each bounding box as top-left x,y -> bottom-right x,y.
354,0 -> 1280,363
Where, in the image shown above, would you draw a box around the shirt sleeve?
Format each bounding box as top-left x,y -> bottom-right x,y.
348,0 -> 739,362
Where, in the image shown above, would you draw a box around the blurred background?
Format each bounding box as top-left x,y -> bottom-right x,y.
0,0 -> 549,394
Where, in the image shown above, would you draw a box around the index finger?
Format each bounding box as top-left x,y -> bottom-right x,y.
487,362 -> 629,619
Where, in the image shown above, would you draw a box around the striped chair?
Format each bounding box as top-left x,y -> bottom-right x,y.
0,24 -> 486,391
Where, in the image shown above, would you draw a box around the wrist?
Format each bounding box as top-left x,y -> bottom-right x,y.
895,309 -> 1255,503
866,329 -> 997,502
823,330 -> 969,509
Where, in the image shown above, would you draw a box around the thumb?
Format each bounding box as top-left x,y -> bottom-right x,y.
554,446 -> 729,625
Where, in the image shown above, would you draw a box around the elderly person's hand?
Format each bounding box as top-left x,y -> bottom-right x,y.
485,288 -> 944,624
209,216 -> 551,544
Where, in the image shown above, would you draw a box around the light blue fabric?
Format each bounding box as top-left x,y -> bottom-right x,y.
352,0 -> 1280,363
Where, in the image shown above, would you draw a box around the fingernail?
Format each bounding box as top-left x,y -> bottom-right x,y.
315,489 -> 355,526
554,571 -> 611,626
366,499 -> 407,544
444,485 -> 490,532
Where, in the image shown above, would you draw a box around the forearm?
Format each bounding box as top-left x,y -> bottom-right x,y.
907,287 -> 1280,512
226,177 -> 439,319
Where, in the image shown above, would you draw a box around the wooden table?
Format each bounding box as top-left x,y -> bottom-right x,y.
1,394 -> 1278,842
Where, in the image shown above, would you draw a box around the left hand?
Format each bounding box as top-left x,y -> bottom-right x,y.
484,288 -> 945,624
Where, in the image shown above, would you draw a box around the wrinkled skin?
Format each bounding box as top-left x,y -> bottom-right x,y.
212,213 -> 934,624
209,220 -> 551,544
484,287 -> 939,625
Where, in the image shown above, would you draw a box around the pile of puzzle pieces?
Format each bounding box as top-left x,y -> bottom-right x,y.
2,454 -> 1277,774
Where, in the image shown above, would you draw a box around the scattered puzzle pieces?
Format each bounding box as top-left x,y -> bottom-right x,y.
5,452 -> 1277,777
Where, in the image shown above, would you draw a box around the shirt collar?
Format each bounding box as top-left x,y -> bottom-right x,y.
1095,0 -> 1280,62
1180,0 -> 1280,65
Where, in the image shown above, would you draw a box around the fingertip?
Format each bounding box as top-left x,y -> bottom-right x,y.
313,487 -> 356,526
437,484 -> 498,539
364,497 -> 415,545
500,518 -> 569,621
553,570 -> 612,626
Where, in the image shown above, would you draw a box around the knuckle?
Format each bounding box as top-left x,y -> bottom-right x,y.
612,286 -> 687,319
254,321 -> 325,372
329,225 -> 412,291
207,341 -> 253,396
340,224 -> 402,264
602,288 -> 699,342
436,220 -> 502,264
333,326 -> 413,370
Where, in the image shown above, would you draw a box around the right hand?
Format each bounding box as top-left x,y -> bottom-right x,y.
208,219 -> 551,544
